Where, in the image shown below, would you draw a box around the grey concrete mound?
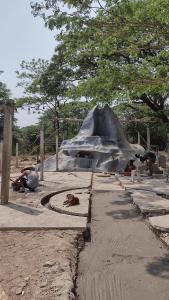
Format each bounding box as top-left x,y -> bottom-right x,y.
43,105 -> 143,172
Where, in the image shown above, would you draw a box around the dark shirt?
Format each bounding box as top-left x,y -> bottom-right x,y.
141,152 -> 156,163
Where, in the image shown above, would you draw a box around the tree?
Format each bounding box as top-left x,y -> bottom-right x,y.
31,0 -> 169,124
0,82 -> 11,100
114,103 -> 168,149
16,58 -> 49,109
16,45 -> 75,130
19,125 -> 40,155
39,100 -> 93,151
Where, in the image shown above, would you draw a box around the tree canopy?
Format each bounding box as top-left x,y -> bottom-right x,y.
16,47 -> 76,129
0,74 -> 11,101
29,0 -> 169,124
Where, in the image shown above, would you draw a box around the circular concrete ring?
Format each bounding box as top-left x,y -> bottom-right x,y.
49,188 -> 90,217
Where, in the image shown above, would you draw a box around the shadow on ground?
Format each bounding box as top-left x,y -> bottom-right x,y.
106,194 -> 139,220
146,254 -> 169,279
106,208 -> 139,220
7,202 -> 42,215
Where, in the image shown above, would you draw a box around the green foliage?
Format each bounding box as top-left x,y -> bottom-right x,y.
16,58 -> 49,109
16,46 -> 76,131
19,125 -> 40,154
0,81 -> 11,100
30,0 -> 169,124
114,102 -> 168,149
15,0 -> 169,155
39,100 -> 93,152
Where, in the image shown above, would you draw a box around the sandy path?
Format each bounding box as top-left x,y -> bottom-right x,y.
77,190 -> 169,300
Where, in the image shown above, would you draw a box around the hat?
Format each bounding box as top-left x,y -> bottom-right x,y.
21,166 -> 35,172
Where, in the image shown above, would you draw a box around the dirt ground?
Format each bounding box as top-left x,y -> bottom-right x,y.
0,157 -> 82,300
10,156 -> 37,174
0,230 -> 79,300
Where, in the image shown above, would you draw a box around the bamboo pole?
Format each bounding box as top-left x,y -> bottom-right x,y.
0,141 -> 3,174
16,143 -> 19,168
137,132 -> 140,145
56,128 -> 59,171
147,127 -> 150,151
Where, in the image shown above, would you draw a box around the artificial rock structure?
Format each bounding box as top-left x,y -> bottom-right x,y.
44,105 -> 143,172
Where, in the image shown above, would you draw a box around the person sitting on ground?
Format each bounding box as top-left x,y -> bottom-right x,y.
12,166 -> 39,192
136,152 -> 156,176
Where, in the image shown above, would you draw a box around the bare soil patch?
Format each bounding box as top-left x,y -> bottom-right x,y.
0,230 -> 78,300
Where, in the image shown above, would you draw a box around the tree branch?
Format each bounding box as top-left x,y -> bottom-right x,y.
97,0 -> 104,9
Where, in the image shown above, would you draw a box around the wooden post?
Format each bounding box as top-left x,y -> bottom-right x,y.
0,141 -> 3,174
147,126 -> 150,151
156,147 -> 159,167
1,101 -> 13,205
16,143 -> 19,168
167,134 -> 169,157
40,125 -> 44,181
137,132 -> 140,145
56,128 -> 59,171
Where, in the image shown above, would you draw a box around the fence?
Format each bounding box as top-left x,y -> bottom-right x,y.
0,101 -> 167,204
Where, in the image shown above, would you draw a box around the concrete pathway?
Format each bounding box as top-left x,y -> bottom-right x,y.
93,173 -> 123,191
118,176 -> 169,194
131,190 -> 169,214
77,180 -> 169,300
118,176 -> 169,233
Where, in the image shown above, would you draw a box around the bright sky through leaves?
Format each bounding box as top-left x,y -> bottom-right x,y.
0,0 -> 56,127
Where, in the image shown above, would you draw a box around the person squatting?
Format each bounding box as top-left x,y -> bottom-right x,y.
12,166 -> 39,193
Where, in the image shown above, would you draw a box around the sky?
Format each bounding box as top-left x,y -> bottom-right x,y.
0,0 -> 56,127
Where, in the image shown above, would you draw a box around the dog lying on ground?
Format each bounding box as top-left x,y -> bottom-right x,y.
63,194 -> 80,207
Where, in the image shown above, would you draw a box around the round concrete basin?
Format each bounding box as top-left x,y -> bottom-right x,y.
49,188 -> 90,217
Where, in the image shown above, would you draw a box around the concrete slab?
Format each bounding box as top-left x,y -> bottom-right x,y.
92,173 -> 123,191
0,201 -> 87,230
0,172 -> 92,230
50,188 -> 90,216
43,171 -> 92,187
160,232 -> 169,246
131,190 -> 169,214
149,214 -> 169,232
118,176 -> 169,194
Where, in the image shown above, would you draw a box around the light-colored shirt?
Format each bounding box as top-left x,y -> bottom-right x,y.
26,171 -> 39,189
